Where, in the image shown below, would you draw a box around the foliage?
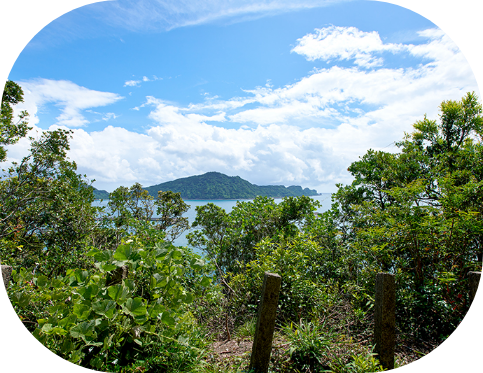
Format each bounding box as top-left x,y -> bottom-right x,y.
282,319 -> 339,372
236,317 -> 257,339
144,171 -> 318,200
330,346 -> 385,373
327,92 -> 483,340
1,80 -> 31,162
100,184 -> 191,246
8,237 -> 212,371
229,233 -> 340,322
0,129 -> 98,276
188,195 -> 320,274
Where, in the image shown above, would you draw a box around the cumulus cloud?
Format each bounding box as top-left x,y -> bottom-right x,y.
16,79 -> 123,127
8,27 -> 479,193
291,25 -> 406,68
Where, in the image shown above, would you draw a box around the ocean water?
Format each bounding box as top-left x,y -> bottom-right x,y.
93,193 -> 333,252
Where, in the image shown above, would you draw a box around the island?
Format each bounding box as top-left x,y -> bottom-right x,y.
144,172 -> 318,200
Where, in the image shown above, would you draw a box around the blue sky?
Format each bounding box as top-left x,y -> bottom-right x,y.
2,0 -> 480,193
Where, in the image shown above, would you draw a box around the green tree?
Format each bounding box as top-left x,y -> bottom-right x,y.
154,190 -> 190,242
0,129 -> 98,276
329,92 -> 483,340
1,80 -> 31,162
188,195 -> 320,274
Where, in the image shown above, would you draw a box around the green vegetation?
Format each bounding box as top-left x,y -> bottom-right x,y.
1,81 -> 481,373
144,171 -> 318,200
92,187 -> 110,200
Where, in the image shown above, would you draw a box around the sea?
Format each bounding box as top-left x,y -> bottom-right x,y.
93,193 -> 333,253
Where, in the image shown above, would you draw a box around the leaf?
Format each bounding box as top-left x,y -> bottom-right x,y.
100,264 -> 117,272
92,300 -> 117,319
122,297 -> 147,317
11,292 -> 30,308
161,312 -> 175,326
108,284 -> 130,304
200,277 -> 211,287
59,314 -> 77,329
183,293 -> 195,304
77,284 -> 99,300
70,320 -> 97,341
114,244 -> 140,262
148,303 -> 165,318
35,275 -> 49,287
190,258 -> 205,270
73,303 -> 91,320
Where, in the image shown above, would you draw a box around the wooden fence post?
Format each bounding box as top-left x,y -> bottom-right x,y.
374,272 -> 395,370
1,265 -> 13,291
468,271 -> 481,306
249,272 -> 281,373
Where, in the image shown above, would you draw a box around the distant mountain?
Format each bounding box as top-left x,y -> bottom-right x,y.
144,172 -> 318,200
90,186 -> 110,200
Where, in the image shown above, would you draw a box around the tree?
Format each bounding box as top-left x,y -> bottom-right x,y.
188,195 -> 320,274
1,80 -> 31,162
154,190 -> 190,242
329,92 -> 483,340
0,129 -> 98,276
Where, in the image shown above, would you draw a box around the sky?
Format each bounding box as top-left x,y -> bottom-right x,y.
2,0 -> 480,193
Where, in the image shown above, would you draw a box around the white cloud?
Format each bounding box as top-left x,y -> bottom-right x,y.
8,27 -> 479,193
291,25 -> 406,67
124,80 -> 141,87
16,79 -> 123,128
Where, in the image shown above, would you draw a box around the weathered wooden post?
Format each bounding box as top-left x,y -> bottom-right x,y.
468,271 -> 481,306
374,273 -> 395,370
249,272 -> 281,373
1,265 -> 13,290
106,265 -> 129,286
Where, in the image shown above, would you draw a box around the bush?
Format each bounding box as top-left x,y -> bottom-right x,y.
8,238 -> 212,371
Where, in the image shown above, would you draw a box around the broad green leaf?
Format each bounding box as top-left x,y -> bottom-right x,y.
35,275 -> 49,287
134,314 -> 148,325
61,338 -> 75,353
148,303 -> 165,318
100,264 -> 117,272
51,278 -> 64,289
92,300 -> 117,318
184,293 -> 194,304
123,279 -> 135,291
59,314 -> 77,328
161,312 -> 175,326
155,248 -> 169,259
108,284 -> 130,304
70,320 -> 96,340
78,284 -> 99,300
73,303 -> 91,320
41,323 -> 53,334
190,258 -> 205,270
122,297 -> 147,317
200,276 -> 211,287
114,244 -> 140,262
74,270 -> 89,285
11,292 -> 30,308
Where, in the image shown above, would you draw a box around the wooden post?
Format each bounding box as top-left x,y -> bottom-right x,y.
249,272 -> 281,373
1,265 -> 13,290
374,273 -> 395,370
106,265 -> 129,286
468,271 -> 481,306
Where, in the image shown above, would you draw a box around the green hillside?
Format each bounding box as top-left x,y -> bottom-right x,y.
90,186 -> 110,200
144,172 -> 318,199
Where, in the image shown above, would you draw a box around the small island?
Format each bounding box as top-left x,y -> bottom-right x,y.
91,172 -> 318,200
143,171 -> 318,200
